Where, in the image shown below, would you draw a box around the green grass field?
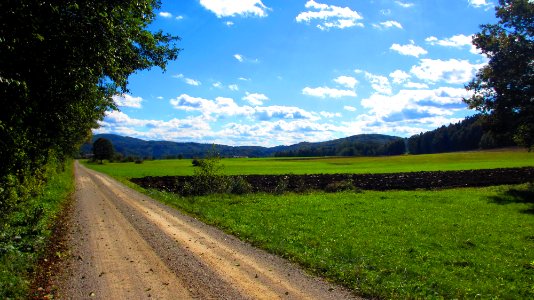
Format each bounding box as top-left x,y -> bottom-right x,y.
83,148 -> 534,178
83,149 -> 534,299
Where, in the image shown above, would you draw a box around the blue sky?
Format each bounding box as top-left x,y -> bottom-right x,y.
96,0 -> 497,146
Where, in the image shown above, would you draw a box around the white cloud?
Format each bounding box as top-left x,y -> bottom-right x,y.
170,94 -> 253,120
229,84 -> 239,91
112,94 -> 143,108
254,106 -> 320,121
156,96 -> 164,100
404,82 -> 429,89
373,20 -> 403,30
185,78 -> 201,86
234,54 -> 244,62
213,82 -> 223,88
333,75 -> 358,89
174,74 -> 201,86
365,72 -> 392,95
426,34 -> 479,54
410,58 -> 484,84
468,0 -> 493,9
344,106 -> 357,112
320,111 -> 342,118
296,0 -> 364,30
360,87 -> 471,121
176,15 -> 184,20
199,0 -> 270,18
243,92 -> 269,105
390,40 -> 427,57
302,86 -> 357,98
389,70 -> 411,84
159,12 -> 172,18
395,1 -> 415,8
225,21 -> 234,26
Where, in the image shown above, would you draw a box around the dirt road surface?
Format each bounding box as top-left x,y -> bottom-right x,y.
55,162 -> 361,299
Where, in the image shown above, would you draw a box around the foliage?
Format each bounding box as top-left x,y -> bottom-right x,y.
145,184 -> 534,299
0,161 -> 74,299
464,0 -> 534,149
185,148 -> 231,196
407,114 -> 514,154
0,0 -> 179,220
92,138 -> 114,163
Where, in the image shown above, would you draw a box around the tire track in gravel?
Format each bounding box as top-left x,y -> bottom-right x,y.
56,162 -> 360,299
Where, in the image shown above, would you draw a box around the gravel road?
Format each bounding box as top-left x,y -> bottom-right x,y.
55,162 -> 361,299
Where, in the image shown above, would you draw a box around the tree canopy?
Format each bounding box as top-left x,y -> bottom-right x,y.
0,0 -> 179,217
464,0 -> 534,149
93,138 -> 115,163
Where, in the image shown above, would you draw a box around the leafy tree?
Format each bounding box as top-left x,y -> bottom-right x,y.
93,138 -> 114,164
0,1 -> 179,217
464,0 -> 534,149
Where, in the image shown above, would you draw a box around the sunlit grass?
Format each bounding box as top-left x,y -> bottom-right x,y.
82,148 -> 534,178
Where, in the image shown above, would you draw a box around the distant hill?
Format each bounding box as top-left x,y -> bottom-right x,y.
79,133 -> 404,159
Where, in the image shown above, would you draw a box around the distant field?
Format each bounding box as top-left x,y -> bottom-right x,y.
82,148 -> 534,178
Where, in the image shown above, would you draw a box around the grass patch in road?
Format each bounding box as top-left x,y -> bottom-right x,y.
82,148 -> 534,178
144,185 -> 534,299
0,161 -> 74,299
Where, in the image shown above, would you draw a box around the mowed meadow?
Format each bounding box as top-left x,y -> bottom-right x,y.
82,149 -> 534,299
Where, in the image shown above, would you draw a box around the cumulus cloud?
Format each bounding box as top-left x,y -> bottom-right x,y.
389,70 -> 411,84
113,94 -> 143,108
302,86 -> 357,98
468,0 -> 493,9
390,40 -> 428,57
404,82 -> 430,89
225,21 -> 234,26
333,75 -> 358,89
360,87 -> 471,121
344,106 -> 357,112
410,58 -> 484,84
228,84 -> 239,91
373,20 -> 403,30
365,72 -> 392,95
199,0 -> 270,18
320,111 -> 342,118
296,0 -> 364,30
170,94 -> 253,120
243,92 -> 269,105
426,34 -> 480,54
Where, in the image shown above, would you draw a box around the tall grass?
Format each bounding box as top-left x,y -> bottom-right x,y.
0,161 -> 74,299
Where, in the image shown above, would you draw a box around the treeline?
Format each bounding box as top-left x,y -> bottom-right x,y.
407,115 -> 514,154
274,135 -> 406,157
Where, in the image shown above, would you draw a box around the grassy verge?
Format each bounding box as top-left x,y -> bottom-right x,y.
141,186 -> 534,299
0,161 -> 74,299
82,149 -> 534,178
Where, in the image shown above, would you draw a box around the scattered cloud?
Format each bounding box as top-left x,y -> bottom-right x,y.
390,40 -> 428,57
426,34 -> 479,54
344,105 -> 357,112
320,111 -> 342,118
302,86 -> 357,98
468,0 -> 493,9
395,1 -> 415,8
404,82 -> 430,89
173,74 -> 201,86
389,70 -> 411,84
199,0 -> 270,18
225,21 -> 234,26
410,58 -> 484,84
213,82 -> 223,88
365,72 -> 392,95
243,92 -> 269,105
373,20 -> 403,30
333,75 -> 358,89
176,15 -> 184,20
229,84 -> 239,91
296,0 -> 364,30
234,54 -> 244,62
113,94 -> 143,108
159,12 -> 173,18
